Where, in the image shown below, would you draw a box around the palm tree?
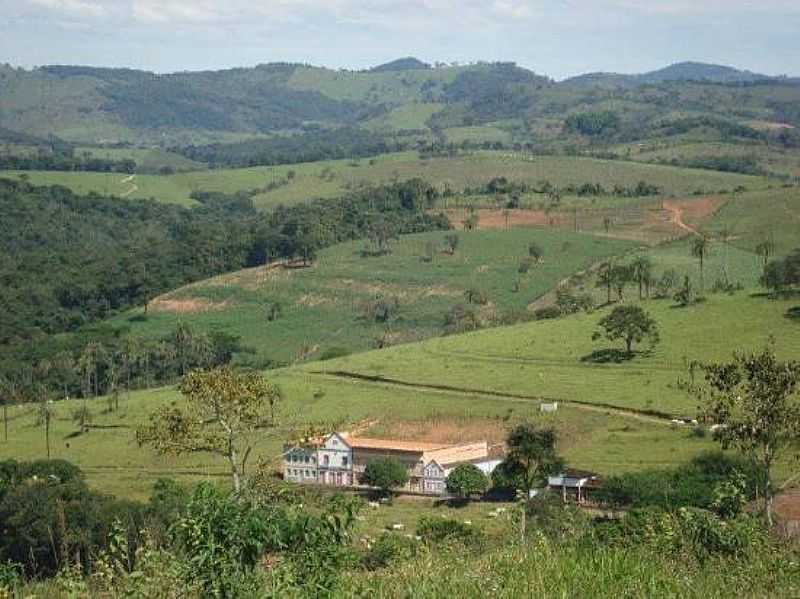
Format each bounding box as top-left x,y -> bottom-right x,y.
755,238 -> 775,274
596,262 -> 614,304
691,235 -> 711,294
630,256 -> 653,300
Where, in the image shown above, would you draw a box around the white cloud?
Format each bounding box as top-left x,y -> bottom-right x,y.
27,0 -> 107,17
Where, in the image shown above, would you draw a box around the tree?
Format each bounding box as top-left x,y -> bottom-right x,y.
630,256 -> 653,300
691,235 -> 711,294
0,377 -> 13,443
464,288 -> 488,306
689,343 -> 800,525
499,424 -> 564,498
596,262 -> 614,304
674,275 -> 695,307
593,305 -> 659,355
528,241 -> 544,263
444,233 -> 460,255
755,238 -> 775,273
360,457 -> 408,497
655,269 -> 679,299
611,264 -> 632,302
445,464 -> 488,499
136,368 -> 282,493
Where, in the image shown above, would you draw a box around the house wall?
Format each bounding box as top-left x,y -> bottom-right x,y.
317,433 -> 353,487
283,446 -> 318,484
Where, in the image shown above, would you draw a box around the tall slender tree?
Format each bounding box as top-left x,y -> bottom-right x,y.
755,237 -> 775,274
630,256 -> 653,300
691,234 -> 711,294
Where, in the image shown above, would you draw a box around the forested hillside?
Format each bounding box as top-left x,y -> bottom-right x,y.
0,178 -> 448,396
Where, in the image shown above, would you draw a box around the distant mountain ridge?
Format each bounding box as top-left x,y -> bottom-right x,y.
563,61 -> 774,87
1,58 -> 798,147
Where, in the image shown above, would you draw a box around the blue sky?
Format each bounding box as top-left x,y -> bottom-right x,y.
1,0 -> 798,79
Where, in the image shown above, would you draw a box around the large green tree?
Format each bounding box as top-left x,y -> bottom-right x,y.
360,457 -> 408,497
136,367 -> 282,492
593,305 -> 659,355
445,464 -> 488,499
689,343 -> 800,525
499,424 -> 564,498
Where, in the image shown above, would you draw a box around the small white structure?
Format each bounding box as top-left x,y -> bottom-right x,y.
548,469 -> 600,504
540,402 -> 558,413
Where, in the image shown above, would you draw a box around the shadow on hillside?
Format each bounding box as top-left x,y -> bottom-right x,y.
751,290 -> 800,300
786,307 -> 800,321
580,348 -> 634,364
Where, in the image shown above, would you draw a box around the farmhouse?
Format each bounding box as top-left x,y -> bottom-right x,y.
283,432 -> 501,495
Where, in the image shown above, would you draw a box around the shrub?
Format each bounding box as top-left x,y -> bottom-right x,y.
320,346 -> 352,361
0,470 -> 144,577
361,534 -> 418,570
595,451 -> 765,511
0,562 -> 21,592
526,492 -> 590,541
417,517 -> 485,548
534,306 -> 562,320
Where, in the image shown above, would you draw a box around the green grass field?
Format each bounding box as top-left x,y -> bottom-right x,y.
312,289 -> 800,418
75,146 -> 206,172
704,187 -> 800,256
0,370 -> 715,500
112,228 -> 637,366
1,151 -> 771,210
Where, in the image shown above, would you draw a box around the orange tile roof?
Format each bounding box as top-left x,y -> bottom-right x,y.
343,435 -> 449,453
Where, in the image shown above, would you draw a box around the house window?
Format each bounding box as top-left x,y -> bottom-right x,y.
323,455 -> 330,466
342,456 -> 349,467
304,456 -> 310,463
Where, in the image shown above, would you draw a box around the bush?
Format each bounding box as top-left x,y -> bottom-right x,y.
534,306 -> 562,321
361,534 -> 418,570
416,517 -> 485,548
319,346 -> 352,361
526,492 -> 590,541
0,471 -> 144,577
0,561 -> 21,592
595,451 -> 765,511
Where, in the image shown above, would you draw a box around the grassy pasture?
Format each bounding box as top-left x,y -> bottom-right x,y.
112,228 -> 637,366
313,291 -> 800,418
0,369 -> 715,500
1,151 -> 770,210
704,187 -> 800,256
75,146 -> 206,172
619,140 -> 800,179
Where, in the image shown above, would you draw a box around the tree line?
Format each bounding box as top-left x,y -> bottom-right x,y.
0,153 -> 136,173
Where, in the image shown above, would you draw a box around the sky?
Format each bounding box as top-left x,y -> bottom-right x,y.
1,0 -> 799,80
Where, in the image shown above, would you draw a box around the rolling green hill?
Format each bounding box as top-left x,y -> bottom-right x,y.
112,228 -> 637,367
1,151 -> 771,209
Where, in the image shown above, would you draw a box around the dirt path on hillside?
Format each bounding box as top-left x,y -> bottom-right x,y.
662,200 -> 698,236
120,174 -> 138,198
311,370 -> 677,425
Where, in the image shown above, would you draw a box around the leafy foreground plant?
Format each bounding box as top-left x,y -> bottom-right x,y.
343,527 -> 800,598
